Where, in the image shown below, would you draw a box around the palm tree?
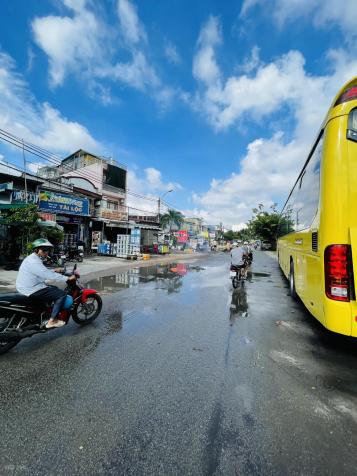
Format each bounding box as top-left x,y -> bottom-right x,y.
160,209 -> 184,236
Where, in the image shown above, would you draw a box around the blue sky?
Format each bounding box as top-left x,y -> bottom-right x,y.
0,0 -> 356,226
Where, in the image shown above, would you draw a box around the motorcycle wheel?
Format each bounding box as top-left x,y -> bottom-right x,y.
232,276 -> 239,289
77,256 -> 83,262
0,319 -> 20,354
0,337 -> 21,354
72,294 -> 102,325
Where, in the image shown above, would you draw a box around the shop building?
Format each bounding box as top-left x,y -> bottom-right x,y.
181,217 -> 203,238
128,214 -> 161,250
38,149 -> 127,249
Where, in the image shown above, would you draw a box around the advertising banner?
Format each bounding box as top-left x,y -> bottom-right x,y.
91,231 -> 102,248
12,190 -> 39,204
39,190 -> 89,216
177,230 -> 189,243
38,212 -> 56,222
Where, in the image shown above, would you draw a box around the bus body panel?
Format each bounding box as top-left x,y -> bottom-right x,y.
278,89 -> 357,336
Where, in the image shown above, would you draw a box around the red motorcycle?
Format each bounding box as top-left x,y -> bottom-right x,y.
0,265 -> 102,354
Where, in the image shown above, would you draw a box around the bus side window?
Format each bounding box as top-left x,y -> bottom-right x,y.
294,135 -> 323,231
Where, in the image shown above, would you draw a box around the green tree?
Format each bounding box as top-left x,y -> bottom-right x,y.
3,204 -> 40,253
160,209 -> 184,234
247,203 -> 280,249
2,204 -> 64,254
224,230 -> 234,241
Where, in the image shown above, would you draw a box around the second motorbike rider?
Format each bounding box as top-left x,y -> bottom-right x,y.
15,238 -> 76,329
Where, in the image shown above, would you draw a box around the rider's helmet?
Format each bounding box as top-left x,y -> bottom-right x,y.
32,238 -> 54,250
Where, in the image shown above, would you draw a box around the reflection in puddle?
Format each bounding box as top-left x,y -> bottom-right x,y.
85,263 -> 205,294
229,287 -> 249,325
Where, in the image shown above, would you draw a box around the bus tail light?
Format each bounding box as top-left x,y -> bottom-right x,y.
324,245 -> 352,302
334,86 -> 357,106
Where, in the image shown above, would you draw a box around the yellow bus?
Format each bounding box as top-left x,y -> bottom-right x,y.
278,76 -> 357,336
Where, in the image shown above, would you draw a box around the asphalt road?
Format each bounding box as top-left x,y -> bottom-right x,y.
1,251 -> 357,475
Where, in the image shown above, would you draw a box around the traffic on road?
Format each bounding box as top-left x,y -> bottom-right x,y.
1,251 -> 357,474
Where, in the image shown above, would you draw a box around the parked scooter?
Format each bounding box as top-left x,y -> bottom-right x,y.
65,245 -> 84,263
0,265 -> 102,354
44,246 -> 67,267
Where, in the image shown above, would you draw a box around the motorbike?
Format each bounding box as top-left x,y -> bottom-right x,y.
230,256 -> 250,289
65,245 -> 84,263
0,265 -> 102,354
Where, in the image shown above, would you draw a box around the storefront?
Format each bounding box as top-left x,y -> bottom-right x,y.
38,190 -> 90,248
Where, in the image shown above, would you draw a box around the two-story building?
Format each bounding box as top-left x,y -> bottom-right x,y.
38,149 -> 128,248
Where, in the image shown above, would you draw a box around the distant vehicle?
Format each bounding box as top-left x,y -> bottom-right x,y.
277,76 -> 357,337
261,241 -> 272,250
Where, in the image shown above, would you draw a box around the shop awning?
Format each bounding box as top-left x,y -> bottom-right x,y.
37,219 -> 64,231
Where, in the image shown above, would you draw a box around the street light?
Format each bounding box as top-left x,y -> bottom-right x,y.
158,189 -> 173,224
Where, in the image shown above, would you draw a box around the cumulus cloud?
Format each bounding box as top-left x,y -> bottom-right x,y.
0,52 -> 100,154
193,16 -> 222,87
240,0 -> 357,41
32,0 -> 166,103
32,2 -> 104,87
190,16 -> 357,226
126,167 -> 182,214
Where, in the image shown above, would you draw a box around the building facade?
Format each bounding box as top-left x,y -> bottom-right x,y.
38,149 -> 128,248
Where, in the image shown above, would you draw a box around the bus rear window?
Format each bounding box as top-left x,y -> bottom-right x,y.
347,108 -> 357,142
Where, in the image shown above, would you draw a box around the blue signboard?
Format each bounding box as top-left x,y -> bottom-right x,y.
39,190 -> 89,216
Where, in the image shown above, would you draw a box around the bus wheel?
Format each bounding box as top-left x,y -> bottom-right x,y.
289,260 -> 297,300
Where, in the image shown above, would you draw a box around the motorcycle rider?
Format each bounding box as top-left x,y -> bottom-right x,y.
16,238 -> 76,329
231,243 -> 248,277
244,241 -> 253,264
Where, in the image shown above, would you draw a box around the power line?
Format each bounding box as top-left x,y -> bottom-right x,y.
0,128 -> 166,204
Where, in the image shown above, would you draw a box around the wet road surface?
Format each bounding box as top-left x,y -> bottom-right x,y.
1,251 -> 357,475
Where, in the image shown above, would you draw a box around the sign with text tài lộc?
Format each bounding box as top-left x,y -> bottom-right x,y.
38,190 -> 89,216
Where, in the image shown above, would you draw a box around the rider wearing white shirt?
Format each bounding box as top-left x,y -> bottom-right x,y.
231,244 -> 246,267
16,238 -> 75,329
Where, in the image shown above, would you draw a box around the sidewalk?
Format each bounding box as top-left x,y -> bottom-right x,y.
0,252 -> 209,292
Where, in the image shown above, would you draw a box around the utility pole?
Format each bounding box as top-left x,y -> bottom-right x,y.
157,197 -> 161,225
22,139 -> 28,203
158,189 -> 173,226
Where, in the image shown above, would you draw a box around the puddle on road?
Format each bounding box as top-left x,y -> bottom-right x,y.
229,287 -> 249,324
85,262 -> 205,294
252,272 -> 271,278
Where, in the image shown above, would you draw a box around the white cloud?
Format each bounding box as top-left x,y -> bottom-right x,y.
32,2 -> 104,87
240,46 -> 261,74
0,52 -> 100,155
193,16 -> 222,87
240,0 -> 357,41
145,167 -> 182,192
32,0 -> 167,106
117,0 -> 146,45
190,16 -> 357,226
165,43 -> 181,65
27,162 -> 43,174
126,167 -> 181,215
112,51 -> 159,90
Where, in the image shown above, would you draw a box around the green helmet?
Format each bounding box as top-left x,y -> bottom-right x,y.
32,238 -> 54,249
